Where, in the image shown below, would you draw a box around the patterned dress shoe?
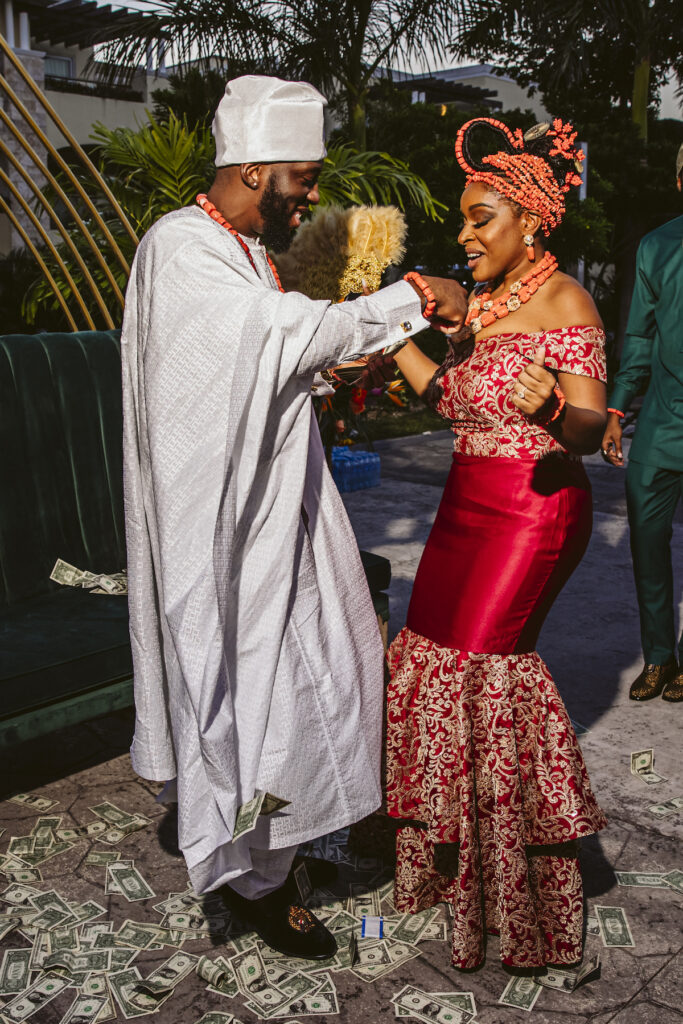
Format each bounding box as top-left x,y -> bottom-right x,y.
629,658 -> 677,701
662,669 -> 683,702
220,880 -> 337,960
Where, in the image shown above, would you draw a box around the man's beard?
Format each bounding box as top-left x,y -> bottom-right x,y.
258,177 -> 295,253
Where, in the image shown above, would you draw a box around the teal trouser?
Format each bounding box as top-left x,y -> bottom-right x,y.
626,459 -> 683,664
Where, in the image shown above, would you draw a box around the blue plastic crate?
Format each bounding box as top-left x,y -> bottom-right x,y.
331,446 -> 381,493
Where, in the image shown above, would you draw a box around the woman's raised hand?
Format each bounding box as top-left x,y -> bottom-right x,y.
511,346 -> 557,415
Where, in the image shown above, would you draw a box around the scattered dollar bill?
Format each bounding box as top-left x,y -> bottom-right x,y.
267,990 -> 339,1018
394,991 -> 476,1018
648,797 -> 683,818
615,871 -> 669,888
9,793 -> 59,811
198,954 -> 240,997
233,791 -> 265,842
80,922 -> 113,945
0,973 -> 71,1021
230,946 -> 292,1011
662,869 -> 683,895
347,884 -> 381,919
194,1015 -> 235,1024
135,951 -> 198,994
260,793 -> 292,816
352,939 -> 421,982
60,992 -> 109,1024
31,815 -> 62,846
5,868 -> 42,884
0,915 -> 21,942
233,790 -> 291,842
50,558 -> 97,587
0,948 -> 31,995
109,966 -> 171,1018
498,975 -> 543,1012
535,954 -> 600,992
116,920 -> 164,950
105,860 -> 134,895
294,863 -> 313,904
85,849 -> 122,866
28,889 -> 74,931
8,837 -> 36,858
630,748 -> 667,785
19,839 -> 74,867
94,815 -> 151,845
90,802 -> 146,827
56,821 -> 108,843
50,558 -> 127,595
595,905 -> 635,947
383,906 -> 440,944
79,975 -> 116,1020
393,984 -> 475,1022
69,901 -> 106,927
47,925 -> 80,954
107,863 -> 155,902
194,1014 -> 235,1024
0,883 -> 39,907
0,854 -> 32,876
43,947 -> 112,974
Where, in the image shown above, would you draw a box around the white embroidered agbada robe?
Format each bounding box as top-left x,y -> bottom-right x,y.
122,205 -> 427,893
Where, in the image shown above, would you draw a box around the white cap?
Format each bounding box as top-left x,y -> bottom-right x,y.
212,74 -> 327,166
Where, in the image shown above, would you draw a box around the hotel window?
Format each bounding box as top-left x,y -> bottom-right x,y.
45,55 -> 73,78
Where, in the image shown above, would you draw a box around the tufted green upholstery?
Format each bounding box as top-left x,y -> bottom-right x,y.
0,329 -> 390,747
0,331 -> 125,606
0,331 -> 132,746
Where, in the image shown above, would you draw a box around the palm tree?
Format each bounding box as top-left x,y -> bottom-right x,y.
450,0 -> 682,143
94,0 -> 466,150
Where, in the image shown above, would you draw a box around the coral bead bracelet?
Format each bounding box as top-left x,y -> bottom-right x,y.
403,271 -> 437,319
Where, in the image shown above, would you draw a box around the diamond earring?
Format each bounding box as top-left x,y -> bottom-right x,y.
524,234 -> 536,262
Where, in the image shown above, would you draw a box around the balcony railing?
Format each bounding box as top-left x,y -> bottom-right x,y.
44,75 -> 143,102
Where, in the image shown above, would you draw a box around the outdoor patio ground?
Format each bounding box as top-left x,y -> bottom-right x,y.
0,431 -> 681,1024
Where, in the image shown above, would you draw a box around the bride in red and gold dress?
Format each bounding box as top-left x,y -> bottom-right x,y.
387,117 -> 608,970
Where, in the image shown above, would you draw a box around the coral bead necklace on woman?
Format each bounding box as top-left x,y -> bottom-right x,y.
385,118 -> 608,970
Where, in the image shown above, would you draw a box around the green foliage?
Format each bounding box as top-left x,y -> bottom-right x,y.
152,67 -> 235,127
0,248 -> 70,333
23,106 -> 446,327
91,113 -> 215,236
319,144 -> 446,222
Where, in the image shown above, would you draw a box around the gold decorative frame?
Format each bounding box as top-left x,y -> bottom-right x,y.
0,33 -> 139,329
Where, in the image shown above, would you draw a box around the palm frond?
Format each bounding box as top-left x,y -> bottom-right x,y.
319,144 -> 447,222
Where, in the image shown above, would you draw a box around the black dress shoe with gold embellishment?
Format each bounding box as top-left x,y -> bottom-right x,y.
629,658 -> 677,701
220,880 -> 337,960
662,669 -> 683,702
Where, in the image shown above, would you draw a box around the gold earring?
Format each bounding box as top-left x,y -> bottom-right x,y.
524,234 -> 536,262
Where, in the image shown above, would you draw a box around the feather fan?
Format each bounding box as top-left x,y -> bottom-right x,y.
274,205 -> 407,302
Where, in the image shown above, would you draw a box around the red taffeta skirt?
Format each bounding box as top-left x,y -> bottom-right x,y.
386,452 -> 607,969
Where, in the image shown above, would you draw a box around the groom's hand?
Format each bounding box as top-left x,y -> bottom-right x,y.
421,277 -> 468,334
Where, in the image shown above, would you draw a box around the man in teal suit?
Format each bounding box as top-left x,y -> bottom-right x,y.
602,143 -> 683,702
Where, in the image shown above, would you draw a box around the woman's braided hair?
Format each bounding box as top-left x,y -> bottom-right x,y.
425,117 -> 584,410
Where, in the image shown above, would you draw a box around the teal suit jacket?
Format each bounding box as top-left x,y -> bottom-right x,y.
609,214 -> 683,470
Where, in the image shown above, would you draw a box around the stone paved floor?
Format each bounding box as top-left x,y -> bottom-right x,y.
1,432 -> 681,1024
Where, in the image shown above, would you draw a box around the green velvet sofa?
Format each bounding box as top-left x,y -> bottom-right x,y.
0,330 -> 390,748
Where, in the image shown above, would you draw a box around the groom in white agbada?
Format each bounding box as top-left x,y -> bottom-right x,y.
122,73 -> 466,958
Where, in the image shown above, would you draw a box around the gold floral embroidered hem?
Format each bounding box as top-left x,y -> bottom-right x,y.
386,627 -> 607,969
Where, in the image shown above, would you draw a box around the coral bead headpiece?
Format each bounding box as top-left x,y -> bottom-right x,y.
454,117 -> 584,235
